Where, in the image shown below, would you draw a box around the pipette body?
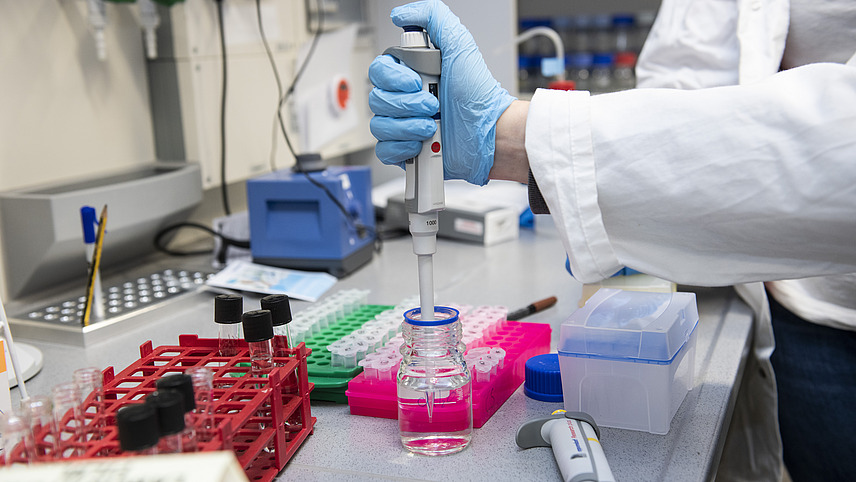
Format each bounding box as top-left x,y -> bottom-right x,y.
384,27 -> 444,321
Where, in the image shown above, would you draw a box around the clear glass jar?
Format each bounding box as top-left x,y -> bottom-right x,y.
398,306 -> 472,456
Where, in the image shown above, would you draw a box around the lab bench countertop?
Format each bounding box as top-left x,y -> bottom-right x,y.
9,218 -> 754,482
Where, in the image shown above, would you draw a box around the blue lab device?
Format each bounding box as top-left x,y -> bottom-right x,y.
246,165 -> 375,277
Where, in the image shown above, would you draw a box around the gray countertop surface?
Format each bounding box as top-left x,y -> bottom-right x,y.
9,218 -> 753,482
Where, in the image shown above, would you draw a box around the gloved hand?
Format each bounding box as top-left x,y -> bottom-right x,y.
368,0 -> 516,185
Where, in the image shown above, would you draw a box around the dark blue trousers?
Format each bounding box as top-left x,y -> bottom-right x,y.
769,295 -> 856,482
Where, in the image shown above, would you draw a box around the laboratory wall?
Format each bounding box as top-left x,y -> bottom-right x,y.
149,0 -> 376,189
0,0 -> 158,301
0,1 -> 156,191
369,0 -> 517,95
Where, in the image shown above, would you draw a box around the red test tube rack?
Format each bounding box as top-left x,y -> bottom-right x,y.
1,335 -> 315,482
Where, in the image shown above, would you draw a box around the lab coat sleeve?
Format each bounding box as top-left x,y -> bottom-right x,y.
526,62 -> 856,286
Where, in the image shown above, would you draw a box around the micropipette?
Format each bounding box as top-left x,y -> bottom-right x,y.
384,26 -> 444,321
516,411 -> 616,482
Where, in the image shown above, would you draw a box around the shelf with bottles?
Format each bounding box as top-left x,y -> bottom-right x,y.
517,11 -> 654,95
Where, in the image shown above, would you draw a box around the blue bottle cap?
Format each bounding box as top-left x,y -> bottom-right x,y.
592,54 -> 614,66
612,14 -> 635,27
524,353 -> 564,402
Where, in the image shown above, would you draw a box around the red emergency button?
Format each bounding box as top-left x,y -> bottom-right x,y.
431,142 -> 441,153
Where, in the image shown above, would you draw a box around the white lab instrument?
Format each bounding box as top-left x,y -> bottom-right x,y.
384,26 -> 444,321
516,411 -> 615,482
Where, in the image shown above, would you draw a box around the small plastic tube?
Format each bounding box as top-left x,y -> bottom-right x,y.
340,345 -> 359,368
473,359 -> 493,383
376,358 -> 397,381
51,382 -> 84,458
466,347 -> 492,359
481,354 -> 499,376
290,326 -> 308,346
333,345 -> 358,368
359,359 -> 378,381
327,339 -> 347,352
489,347 -> 507,369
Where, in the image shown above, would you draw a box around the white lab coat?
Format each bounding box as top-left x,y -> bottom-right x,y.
525,0 -> 856,480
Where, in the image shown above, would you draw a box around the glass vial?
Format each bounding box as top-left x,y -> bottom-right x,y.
20,395 -> 53,460
155,374 -> 198,452
262,294 -> 300,395
215,294 -> 243,357
261,294 -> 293,357
51,382 -> 85,458
398,306 -> 472,456
590,53 -> 614,95
262,294 -> 302,431
72,367 -> 105,442
186,366 -> 215,442
242,310 -> 275,435
242,310 -> 274,378
0,411 -> 33,465
116,403 -> 159,456
145,391 -> 186,454
613,52 -> 637,91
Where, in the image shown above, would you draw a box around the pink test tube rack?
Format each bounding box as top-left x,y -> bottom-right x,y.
345,317 -> 551,428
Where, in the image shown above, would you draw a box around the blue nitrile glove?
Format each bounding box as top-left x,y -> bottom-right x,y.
369,55 -> 440,170
368,0 -> 516,186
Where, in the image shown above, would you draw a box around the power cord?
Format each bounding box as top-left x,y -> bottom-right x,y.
215,0 -> 230,215
154,222 -> 250,265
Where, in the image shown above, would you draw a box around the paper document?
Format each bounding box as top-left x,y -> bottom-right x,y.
206,260 -> 336,302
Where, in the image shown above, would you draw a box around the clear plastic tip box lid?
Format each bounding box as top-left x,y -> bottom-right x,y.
559,289 -> 699,364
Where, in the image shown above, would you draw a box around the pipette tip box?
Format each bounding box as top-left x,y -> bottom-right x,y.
558,289 -> 699,434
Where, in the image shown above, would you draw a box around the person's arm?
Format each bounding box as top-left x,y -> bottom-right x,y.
529,62 -> 856,285
489,100 -> 529,183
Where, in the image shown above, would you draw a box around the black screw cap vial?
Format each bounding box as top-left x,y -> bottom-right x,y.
214,294 -> 243,324
146,390 -> 186,436
261,294 -> 293,326
242,310 -> 274,342
116,403 -> 160,452
155,374 -> 196,412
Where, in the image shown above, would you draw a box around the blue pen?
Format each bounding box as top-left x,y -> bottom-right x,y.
80,206 -> 105,321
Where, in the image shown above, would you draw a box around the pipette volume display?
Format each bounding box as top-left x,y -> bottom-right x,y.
384,27 -> 444,321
